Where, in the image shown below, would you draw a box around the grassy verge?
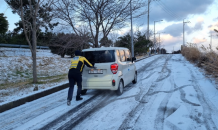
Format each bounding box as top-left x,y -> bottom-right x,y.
0,74 -> 68,91
136,54 -> 149,59
182,43 -> 218,88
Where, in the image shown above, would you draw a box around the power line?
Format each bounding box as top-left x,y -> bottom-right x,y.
159,1 -> 180,19
155,1 -> 180,20
155,2 -> 176,19
4,6 -> 9,14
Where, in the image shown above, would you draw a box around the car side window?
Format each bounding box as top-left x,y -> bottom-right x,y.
124,50 -> 131,61
119,50 -> 126,62
116,50 -> 121,61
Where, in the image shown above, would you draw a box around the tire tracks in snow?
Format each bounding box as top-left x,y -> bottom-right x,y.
152,55 -> 176,130
55,55 -> 165,130
118,55 -> 172,130
0,89 -> 68,130
49,88 -> 144,130
40,91 -> 110,130
188,67 -> 218,130
154,77 -> 175,130
154,55 -> 207,130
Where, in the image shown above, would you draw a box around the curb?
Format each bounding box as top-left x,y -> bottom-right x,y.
0,83 -> 69,113
135,54 -> 156,62
136,56 -> 149,62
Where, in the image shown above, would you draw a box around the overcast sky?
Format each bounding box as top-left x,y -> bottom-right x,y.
1,0 -> 218,53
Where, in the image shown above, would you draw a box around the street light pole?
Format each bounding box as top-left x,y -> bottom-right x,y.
154,20 -> 163,54
130,0 -> 134,57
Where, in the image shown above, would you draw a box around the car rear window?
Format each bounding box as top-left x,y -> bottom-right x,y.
82,50 -> 115,63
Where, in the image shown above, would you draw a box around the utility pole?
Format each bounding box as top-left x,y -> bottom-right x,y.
209,32 -> 213,51
154,20 -> 163,53
147,0 -> 151,39
158,32 -> 160,54
183,19 -> 190,46
159,33 -> 160,44
130,0 -> 134,57
210,32 -> 212,50
147,0 -> 160,54
154,32 -> 164,54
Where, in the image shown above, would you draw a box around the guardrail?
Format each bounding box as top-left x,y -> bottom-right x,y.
0,43 -> 49,49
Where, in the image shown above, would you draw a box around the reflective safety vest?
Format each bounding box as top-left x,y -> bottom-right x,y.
69,56 -> 93,73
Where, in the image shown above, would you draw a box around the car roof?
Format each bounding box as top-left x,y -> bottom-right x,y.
82,47 -> 129,52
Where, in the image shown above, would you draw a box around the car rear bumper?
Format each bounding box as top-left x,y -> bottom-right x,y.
82,81 -> 118,90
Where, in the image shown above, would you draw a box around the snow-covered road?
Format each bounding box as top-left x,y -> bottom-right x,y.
0,54 -> 218,130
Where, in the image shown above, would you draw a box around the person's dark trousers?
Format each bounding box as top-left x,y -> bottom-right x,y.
67,69 -> 82,101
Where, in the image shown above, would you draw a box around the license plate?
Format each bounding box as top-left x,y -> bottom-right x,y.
89,69 -> 103,74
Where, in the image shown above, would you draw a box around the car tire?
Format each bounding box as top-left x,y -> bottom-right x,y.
81,89 -> 87,95
132,72 -> 137,84
116,80 -> 124,95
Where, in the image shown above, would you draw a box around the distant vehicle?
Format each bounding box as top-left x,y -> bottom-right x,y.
81,47 -> 137,95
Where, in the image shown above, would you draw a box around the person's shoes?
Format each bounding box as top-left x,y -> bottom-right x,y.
67,100 -> 71,106
76,96 -> 83,101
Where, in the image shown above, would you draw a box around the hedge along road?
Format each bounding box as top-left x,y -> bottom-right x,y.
0,54 -> 218,130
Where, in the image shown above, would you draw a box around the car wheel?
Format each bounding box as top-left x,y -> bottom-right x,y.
81,89 -> 87,95
132,72 -> 137,84
116,80 -> 124,95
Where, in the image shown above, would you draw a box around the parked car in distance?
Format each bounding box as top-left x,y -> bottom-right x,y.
81,47 -> 137,95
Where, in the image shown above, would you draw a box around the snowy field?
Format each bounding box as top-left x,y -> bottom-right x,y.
0,47 -> 70,104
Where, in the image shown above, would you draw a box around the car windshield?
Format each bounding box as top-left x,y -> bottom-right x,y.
82,50 -> 115,63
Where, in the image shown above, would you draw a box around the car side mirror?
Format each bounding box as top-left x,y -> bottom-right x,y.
132,57 -> 136,62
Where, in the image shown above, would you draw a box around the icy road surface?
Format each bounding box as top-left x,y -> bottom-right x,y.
0,54 -> 218,130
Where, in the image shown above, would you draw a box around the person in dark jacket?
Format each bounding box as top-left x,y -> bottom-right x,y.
67,50 -> 93,106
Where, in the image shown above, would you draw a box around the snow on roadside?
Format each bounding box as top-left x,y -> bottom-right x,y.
0,48 -> 70,105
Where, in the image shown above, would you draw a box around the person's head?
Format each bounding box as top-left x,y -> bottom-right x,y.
75,50 -> 81,56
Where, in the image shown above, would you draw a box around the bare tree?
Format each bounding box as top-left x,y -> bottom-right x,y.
53,0 -> 146,47
109,32 -> 119,47
6,0 -> 56,83
78,0 -> 145,47
52,0 -> 79,34
49,32 -> 91,57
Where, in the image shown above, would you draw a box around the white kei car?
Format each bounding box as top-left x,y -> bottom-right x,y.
81,47 -> 137,95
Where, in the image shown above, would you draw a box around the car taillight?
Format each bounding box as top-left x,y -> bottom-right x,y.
111,63 -> 118,74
